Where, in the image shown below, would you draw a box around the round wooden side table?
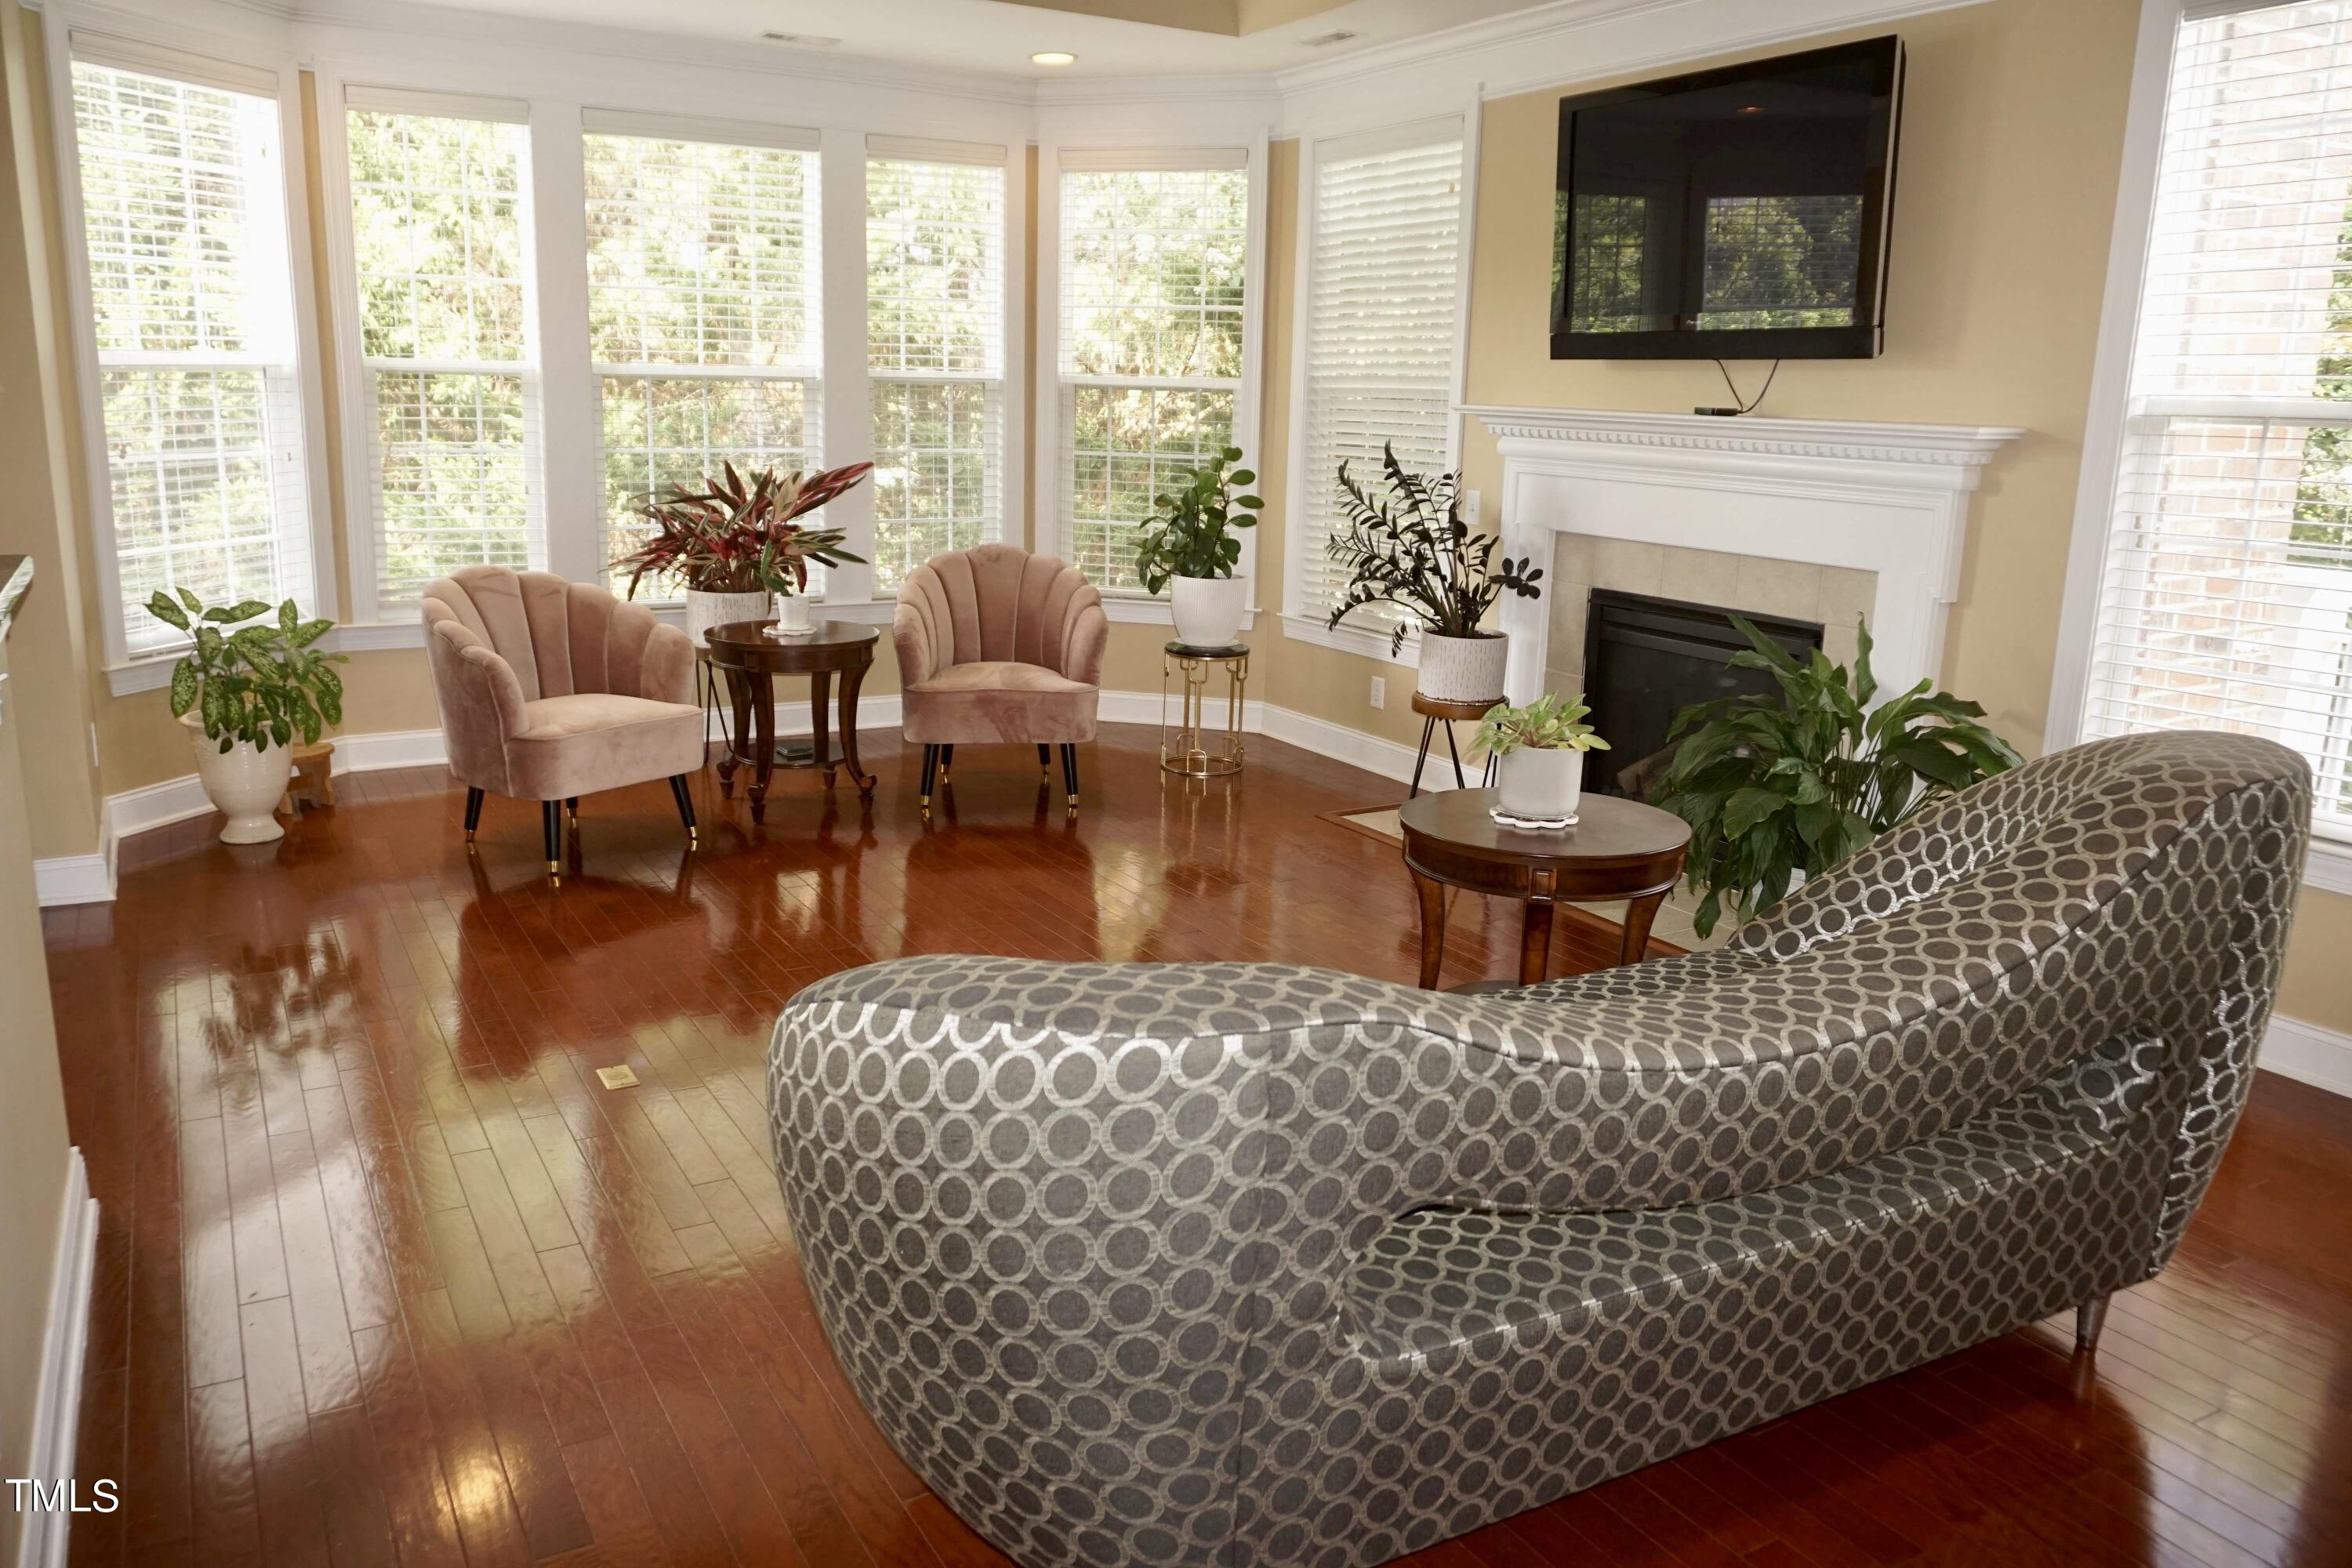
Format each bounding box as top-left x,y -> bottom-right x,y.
1410,691 -> 1501,797
1399,787 -> 1690,989
703,619 -> 879,822
1160,641 -> 1248,777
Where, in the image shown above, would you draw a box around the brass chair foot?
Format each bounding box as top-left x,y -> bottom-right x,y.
920,794 -> 932,820
464,829 -> 476,843
938,767 -> 950,783
1067,793 -> 1080,808
688,827 -> 699,848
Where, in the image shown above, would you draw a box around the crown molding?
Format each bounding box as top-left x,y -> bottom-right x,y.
1033,71 -> 1280,107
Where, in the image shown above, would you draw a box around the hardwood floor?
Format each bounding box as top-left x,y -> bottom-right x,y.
42,722 -> 2352,1568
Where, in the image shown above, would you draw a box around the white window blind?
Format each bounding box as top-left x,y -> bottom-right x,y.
868,154 -> 1004,591
584,127 -> 821,598
2084,1 -> 2352,843
346,105 -> 538,608
71,59 -> 314,658
1295,122 -> 1465,623
1057,158 -> 1248,592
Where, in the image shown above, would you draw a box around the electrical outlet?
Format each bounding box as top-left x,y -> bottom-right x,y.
1461,488 -> 1482,528
1369,676 -> 1385,710
595,1065 -> 640,1090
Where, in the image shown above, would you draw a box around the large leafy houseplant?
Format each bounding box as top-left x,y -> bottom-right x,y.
1132,448 -> 1262,593
148,590 -> 346,753
613,460 -> 873,597
1326,443 -> 1541,656
1653,614 -> 2023,938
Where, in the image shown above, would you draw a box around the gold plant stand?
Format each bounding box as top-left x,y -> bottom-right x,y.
1160,641 -> 1248,778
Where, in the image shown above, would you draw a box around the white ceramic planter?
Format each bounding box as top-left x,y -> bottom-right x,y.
1417,631 -> 1508,704
1497,745 -> 1584,823
771,592 -> 814,637
684,588 -> 771,648
1171,575 -> 1247,648
182,712 -> 290,844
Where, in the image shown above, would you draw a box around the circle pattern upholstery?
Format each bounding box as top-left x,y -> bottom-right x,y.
768,731 -> 2310,1567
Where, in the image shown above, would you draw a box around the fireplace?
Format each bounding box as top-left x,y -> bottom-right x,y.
1581,589 -> 1823,797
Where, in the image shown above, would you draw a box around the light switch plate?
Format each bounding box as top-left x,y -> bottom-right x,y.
595,1065 -> 641,1090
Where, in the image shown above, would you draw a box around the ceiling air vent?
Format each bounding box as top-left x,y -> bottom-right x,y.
758,31 -> 841,47
1300,29 -> 1360,47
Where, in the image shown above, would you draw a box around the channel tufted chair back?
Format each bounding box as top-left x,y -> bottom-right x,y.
768,731 -> 2310,1568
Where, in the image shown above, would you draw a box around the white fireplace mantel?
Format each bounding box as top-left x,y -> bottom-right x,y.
1464,406 -> 2025,705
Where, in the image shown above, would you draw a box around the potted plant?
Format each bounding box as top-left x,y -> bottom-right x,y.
614,460 -> 873,646
1327,443 -> 1541,702
1134,446 -> 1262,648
1475,692 -> 1610,824
147,590 -> 347,845
1653,614 -> 2023,937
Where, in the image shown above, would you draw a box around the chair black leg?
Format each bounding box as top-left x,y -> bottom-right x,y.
668,775 -> 698,848
463,787 -> 485,843
541,799 -> 563,886
919,745 -> 939,818
938,744 -> 954,783
1060,744 -> 1079,813
1037,743 -> 1052,775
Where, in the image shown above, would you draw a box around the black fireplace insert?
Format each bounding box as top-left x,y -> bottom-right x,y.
1580,589 -> 1824,797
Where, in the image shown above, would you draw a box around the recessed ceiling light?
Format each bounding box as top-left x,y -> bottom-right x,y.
1032,51 -> 1078,65
759,30 -> 840,46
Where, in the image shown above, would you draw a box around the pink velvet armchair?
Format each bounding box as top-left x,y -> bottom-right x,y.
892,544 -> 1107,817
422,566 -> 702,883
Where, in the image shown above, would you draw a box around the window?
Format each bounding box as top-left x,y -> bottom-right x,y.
69,56 -> 314,659
1292,123 -> 1465,626
867,149 -> 1005,590
2080,2 -> 2352,843
1055,156 -> 1248,593
344,98 -> 535,608
584,121 -> 821,597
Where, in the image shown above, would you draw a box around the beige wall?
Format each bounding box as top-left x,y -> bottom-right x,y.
0,17 -> 78,1555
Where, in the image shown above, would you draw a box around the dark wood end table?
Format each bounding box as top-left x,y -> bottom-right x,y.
1399,788 -> 1691,989
702,619 -> 880,822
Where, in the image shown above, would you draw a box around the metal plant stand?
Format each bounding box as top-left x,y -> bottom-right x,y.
1160,641 -> 1249,778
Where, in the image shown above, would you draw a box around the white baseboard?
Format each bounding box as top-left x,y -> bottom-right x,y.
15,1149 -> 98,1568
29,846 -> 113,909
2259,1013 -> 2352,1099
1258,702 -> 1421,786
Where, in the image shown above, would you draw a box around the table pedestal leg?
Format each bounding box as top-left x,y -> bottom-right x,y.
749,672 -> 775,824
1413,871 -> 1447,989
1621,888 -> 1668,965
1519,898 -> 1555,986
717,670 -> 752,799
839,661 -> 875,800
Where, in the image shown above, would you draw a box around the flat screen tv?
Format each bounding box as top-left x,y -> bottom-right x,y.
1552,37 -> 1904,361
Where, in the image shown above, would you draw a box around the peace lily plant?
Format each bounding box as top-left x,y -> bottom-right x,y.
147,590 -> 347,845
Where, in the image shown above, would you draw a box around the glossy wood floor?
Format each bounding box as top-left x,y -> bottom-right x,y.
42,723 -> 2352,1568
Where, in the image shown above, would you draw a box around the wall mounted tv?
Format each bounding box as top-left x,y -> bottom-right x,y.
1552,37 -> 1904,361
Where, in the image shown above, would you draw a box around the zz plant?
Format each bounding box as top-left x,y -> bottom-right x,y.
1653,614 -> 2021,938
148,590 -> 347,753
1132,447 -> 1262,595
1326,443 -> 1541,655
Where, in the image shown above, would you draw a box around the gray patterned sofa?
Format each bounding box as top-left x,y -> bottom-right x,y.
767,731 -> 2310,1568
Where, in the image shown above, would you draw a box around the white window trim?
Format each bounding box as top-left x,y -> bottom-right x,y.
47,19 -> 339,688
2048,0 -> 2352,895
1279,99 -> 1482,665
1034,134 -> 1269,616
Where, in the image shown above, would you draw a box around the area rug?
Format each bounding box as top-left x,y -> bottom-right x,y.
1321,803 -> 1404,848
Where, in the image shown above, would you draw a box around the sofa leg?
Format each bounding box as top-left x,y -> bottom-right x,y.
938,744 -> 953,784
463,787 -> 485,843
1038,743 -> 1051,775
542,799 -> 563,887
919,745 -> 939,818
669,775 -> 698,848
2074,1294 -> 2111,1356
1060,744 -> 1079,813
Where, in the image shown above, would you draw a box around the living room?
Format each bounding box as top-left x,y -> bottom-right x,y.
2,0 -> 2348,1563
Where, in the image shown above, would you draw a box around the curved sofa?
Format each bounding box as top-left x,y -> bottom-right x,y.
767,732 -> 2310,1568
